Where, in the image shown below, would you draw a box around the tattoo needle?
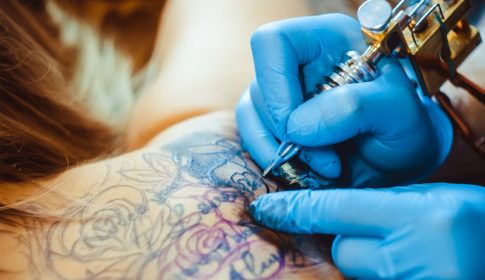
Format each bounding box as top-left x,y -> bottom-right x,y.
262,141 -> 301,176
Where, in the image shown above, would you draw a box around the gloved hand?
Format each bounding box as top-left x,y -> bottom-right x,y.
235,13 -> 453,187
250,183 -> 485,279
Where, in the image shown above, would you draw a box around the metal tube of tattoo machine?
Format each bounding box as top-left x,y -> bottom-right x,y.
263,0 -> 482,189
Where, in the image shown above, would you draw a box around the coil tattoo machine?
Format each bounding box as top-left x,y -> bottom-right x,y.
264,0 -> 484,189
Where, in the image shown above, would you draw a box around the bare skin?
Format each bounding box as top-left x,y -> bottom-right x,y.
125,0 -> 313,149
0,1 -> 346,278
0,112 -> 343,279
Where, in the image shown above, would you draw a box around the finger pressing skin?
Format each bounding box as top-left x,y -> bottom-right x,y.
250,188 -> 408,236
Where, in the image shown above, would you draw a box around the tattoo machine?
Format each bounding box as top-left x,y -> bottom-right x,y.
264,0 -> 485,189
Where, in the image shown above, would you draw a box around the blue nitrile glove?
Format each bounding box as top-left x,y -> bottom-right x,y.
250,183 -> 485,279
236,13 -> 453,187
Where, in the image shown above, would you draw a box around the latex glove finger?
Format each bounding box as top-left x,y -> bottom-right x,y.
298,146 -> 341,179
287,56 -> 417,147
249,188 -> 405,236
249,79 -> 280,139
235,88 -> 279,169
251,13 -> 366,138
332,235 -> 393,279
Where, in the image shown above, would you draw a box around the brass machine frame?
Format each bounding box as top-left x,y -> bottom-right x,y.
362,0 -> 485,156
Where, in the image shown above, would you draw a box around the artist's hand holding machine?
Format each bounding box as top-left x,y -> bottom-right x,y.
236,0 -> 485,278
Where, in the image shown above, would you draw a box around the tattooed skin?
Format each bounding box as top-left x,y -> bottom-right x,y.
1,115 -> 341,279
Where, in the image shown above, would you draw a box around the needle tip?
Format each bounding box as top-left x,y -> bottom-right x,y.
262,162 -> 275,177
289,175 -> 307,185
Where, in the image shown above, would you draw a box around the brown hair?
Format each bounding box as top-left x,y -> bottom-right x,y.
0,0 -> 119,183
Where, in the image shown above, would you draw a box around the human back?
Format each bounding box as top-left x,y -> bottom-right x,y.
0,112 -> 343,279
0,0 -> 347,278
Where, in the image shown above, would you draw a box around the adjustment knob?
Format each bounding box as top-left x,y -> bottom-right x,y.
357,0 -> 392,33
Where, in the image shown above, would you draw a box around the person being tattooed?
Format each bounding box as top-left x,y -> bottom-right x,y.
0,112 -> 342,279
0,0 -> 361,278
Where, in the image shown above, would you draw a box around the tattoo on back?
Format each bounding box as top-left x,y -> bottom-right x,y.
11,132 -> 333,279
